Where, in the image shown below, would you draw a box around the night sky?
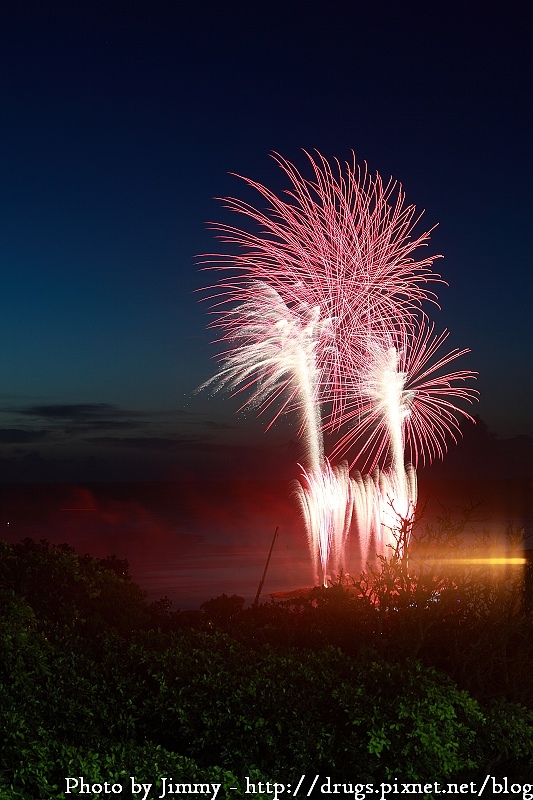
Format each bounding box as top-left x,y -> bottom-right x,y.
0,0 -> 531,487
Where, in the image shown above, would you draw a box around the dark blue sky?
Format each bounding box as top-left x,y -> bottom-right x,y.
0,0 -> 530,483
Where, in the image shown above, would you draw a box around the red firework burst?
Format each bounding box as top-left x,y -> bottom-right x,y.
201,151 -> 445,424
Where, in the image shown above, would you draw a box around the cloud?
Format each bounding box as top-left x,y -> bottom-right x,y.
14,403 -> 141,422
0,401 -> 297,481
203,419 -> 237,431
87,436 -> 194,452
9,403 -> 148,434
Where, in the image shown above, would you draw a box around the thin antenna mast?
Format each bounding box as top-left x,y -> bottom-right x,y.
253,527 -> 279,608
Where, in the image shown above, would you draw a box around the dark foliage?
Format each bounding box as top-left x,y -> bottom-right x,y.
189,512 -> 533,711
1,527 -> 532,797
0,538 -> 149,635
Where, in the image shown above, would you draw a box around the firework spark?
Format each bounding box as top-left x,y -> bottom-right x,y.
294,460 -> 354,586
329,319 -> 479,471
199,281 -> 327,473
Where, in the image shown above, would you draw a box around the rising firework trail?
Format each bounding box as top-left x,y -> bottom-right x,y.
199,281 -> 326,474
199,279 -> 341,581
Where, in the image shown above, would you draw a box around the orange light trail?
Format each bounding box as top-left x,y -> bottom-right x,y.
438,557 -> 526,566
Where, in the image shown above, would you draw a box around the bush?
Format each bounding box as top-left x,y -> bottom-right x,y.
102,631 -> 502,781
0,539 -> 149,634
2,533 -> 533,791
2,740 -> 263,800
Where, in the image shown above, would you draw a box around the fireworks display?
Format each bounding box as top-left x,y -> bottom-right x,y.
202,151 -> 444,425
200,151 -> 478,583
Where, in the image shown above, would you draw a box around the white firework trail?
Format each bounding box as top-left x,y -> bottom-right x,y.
295,459 -> 354,586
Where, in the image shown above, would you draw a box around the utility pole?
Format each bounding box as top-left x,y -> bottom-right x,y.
253,527 -> 279,608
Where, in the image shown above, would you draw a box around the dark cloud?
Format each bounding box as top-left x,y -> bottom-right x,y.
0,428 -> 49,444
86,436 -> 200,452
6,404 -> 236,436
14,403 -> 141,421
0,402 -> 297,482
163,409 -> 203,418
69,419 -> 143,432
203,420 -> 237,431
8,403 -> 148,435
